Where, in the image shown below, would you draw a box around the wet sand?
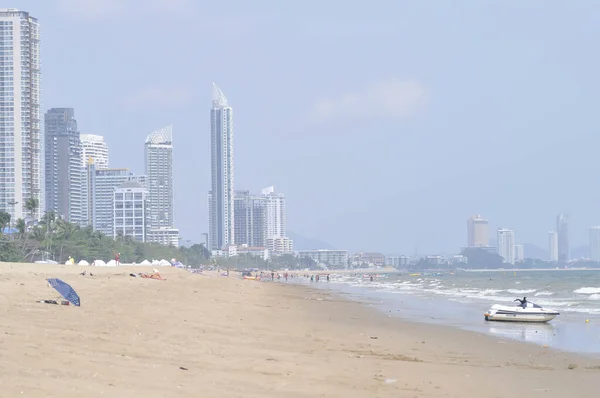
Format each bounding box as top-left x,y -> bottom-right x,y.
1,262 -> 599,397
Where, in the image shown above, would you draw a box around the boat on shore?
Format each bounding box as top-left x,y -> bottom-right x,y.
484,300 -> 559,323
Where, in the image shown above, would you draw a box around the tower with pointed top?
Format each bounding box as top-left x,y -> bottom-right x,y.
209,83 -> 234,250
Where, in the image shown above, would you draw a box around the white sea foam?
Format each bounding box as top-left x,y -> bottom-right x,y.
507,289 -> 536,294
534,291 -> 554,296
574,287 -> 600,294
588,294 -> 600,301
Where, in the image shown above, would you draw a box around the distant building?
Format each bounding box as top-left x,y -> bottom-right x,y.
234,190 -> 265,247
351,252 -> 386,267
467,215 -> 489,247
266,236 -> 293,255
44,108 -> 82,224
548,231 -> 559,262
87,168 -> 146,236
236,245 -> 269,260
80,134 -> 109,169
497,228 -> 515,264
298,250 -> 348,268
113,181 -> 148,242
146,227 -> 180,247
262,186 -> 286,239
386,256 -> 410,267
590,227 -> 600,262
0,9 -> 42,221
209,83 -> 235,250
145,126 -> 174,229
557,214 -> 569,263
514,244 -> 525,262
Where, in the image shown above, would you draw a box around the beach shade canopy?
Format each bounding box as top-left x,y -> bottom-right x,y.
47,278 -> 81,307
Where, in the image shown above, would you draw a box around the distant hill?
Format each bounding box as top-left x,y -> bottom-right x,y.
287,231 -> 335,251
571,245 -> 589,260
523,243 -> 546,260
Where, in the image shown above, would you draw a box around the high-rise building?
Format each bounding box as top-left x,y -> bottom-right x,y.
497,228 -> 515,264
557,214 -> 569,263
113,181 -> 148,242
262,186 -> 286,239
145,126 -> 173,228
0,9 -> 41,220
514,244 -> 525,263
209,83 -> 234,250
89,168 -> 146,236
467,215 -> 489,247
80,134 -> 109,169
590,227 -> 600,262
548,230 -> 559,262
44,108 -> 82,223
234,190 -> 265,247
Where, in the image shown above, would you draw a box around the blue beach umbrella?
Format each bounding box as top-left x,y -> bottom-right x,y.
47,278 -> 81,307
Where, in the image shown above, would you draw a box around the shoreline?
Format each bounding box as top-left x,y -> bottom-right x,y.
2,262 -> 600,397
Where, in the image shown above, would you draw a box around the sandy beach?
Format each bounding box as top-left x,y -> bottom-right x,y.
1,263 -> 599,397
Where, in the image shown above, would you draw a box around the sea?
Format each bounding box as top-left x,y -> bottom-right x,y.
300,270 -> 600,356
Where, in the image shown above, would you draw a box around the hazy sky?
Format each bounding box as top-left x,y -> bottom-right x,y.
11,0 -> 600,254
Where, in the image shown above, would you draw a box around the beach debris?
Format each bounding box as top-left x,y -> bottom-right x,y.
39,300 -> 58,305
47,278 -> 81,307
370,336 -> 378,339
384,379 -> 397,384
179,367 -> 188,371
567,364 -> 578,370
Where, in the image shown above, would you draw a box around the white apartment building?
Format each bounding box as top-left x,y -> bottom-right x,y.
234,190 -> 265,247
548,230 -> 559,262
266,236 -> 293,255
297,249 -> 348,268
514,244 -> 525,263
497,228 -> 515,265
209,83 -> 234,250
80,134 -> 109,169
262,186 -> 285,239
87,167 -> 146,236
113,181 -> 148,242
467,215 -> 489,247
145,125 -> 174,229
0,9 -> 42,220
146,227 -> 180,247
590,227 -> 600,262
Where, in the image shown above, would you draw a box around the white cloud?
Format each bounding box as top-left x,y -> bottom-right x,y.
308,78 -> 429,123
121,86 -> 192,108
56,0 -> 195,21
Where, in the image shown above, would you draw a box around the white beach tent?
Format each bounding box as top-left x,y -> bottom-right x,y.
140,259 -> 151,265
106,260 -> 117,267
93,260 -> 107,266
78,260 -> 90,266
158,259 -> 171,266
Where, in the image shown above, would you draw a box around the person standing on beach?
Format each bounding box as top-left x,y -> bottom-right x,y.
326,274 -> 330,282
271,271 -> 275,280
310,275 -> 314,283
115,253 -> 121,266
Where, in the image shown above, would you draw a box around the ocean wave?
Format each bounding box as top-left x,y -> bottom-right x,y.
534,291 -> 554,296
589,294 -> 600,301
507,289 -> 536,294
574,287 -> 600,294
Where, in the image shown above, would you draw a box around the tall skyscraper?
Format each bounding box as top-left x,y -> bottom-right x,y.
80,134 -> 109,169
234,190 -> 265,247
145,125 -> 174,228
467,215 -> 489,247
44,108 -> 82,223
557,214 -> 569,263
514,244 -> 525,263
0,9 -> 41,220
262,186 -> 286,239
497,228 -> 515,264
590,227 -> 600,262
209,83 -> 234,250
548,230 -> 559,262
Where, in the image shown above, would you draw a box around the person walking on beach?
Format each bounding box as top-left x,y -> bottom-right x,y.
115,253 -> 121,266
310,275 -> 314,283
271,271 -> 275,281
326,274 -> 330,282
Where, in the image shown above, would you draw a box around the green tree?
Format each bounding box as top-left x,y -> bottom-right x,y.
25,197 -> 39,222
0,211 -> 10,235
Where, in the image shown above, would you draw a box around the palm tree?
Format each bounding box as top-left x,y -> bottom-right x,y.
0,211 -> 10,236
15,218 -> 26,237
25,197 -> 39,223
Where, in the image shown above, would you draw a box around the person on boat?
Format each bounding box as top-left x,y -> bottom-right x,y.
514,297 -> 528,308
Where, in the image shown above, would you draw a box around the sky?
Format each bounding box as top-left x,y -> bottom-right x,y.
6,0 -> 600,254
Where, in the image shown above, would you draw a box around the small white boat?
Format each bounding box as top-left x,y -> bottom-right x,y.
484,299 -> 559,323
